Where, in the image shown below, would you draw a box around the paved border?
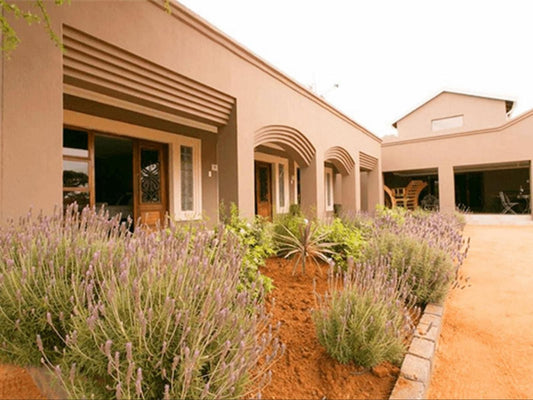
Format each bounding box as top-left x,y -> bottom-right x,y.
389,303 -> 444,400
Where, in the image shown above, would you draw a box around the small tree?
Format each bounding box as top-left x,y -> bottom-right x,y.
1,0 -> 172,54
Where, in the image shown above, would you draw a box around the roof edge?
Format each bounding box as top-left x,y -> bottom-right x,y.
148,0 -> 382,142
392,90 -> 516,129
384,106 -> 533,147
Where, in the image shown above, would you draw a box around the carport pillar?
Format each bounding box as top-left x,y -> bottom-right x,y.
300,154 -> 324,219
438,165 -> 455,213
341,166 -> 358,214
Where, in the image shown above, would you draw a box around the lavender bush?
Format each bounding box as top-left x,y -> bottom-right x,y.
0,205 -> 282,399
361,207 -> 470,305
312,258 -> 420,368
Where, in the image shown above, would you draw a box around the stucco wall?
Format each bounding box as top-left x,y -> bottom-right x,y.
1,16 -> 63,221
394,92 -> 509,140
0,1 -> 382,222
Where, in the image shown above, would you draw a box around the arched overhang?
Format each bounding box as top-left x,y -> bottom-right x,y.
254,125 -> 315,167
324,146 -> 355,175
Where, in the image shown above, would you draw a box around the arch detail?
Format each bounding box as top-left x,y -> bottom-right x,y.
324,146 -> 355,175
254,125 -> 315,167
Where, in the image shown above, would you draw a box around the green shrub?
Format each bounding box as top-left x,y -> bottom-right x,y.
220,203 -> 274,295
0,205 -> 281,399
313,259 -> 419,368
318,218 -> 364,270
360,231 -> 455,305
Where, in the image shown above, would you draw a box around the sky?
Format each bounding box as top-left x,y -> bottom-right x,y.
178,0 -> 533,137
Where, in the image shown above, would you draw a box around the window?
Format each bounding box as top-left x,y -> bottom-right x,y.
63,129 -> 93,210
432,115 -> 464,132
295,164 -> 301,205
325,167 -> 334,211
278,163 -> 285,208
176,137 -> 202,219
180,145 -> 194,211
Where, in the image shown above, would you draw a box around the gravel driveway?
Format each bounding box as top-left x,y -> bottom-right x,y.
427,224 -> 533,399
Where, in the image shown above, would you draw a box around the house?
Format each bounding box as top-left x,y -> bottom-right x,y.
383,91 -> 533,216
0,1 -> 383,227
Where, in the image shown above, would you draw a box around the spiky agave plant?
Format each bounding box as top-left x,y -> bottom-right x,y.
275,220 -> 336,275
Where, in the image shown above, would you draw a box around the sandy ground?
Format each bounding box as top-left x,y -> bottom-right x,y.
427,225 -> 533,399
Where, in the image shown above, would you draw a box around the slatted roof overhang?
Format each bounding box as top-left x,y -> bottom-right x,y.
63,25 -> 235,133
359,152 -> 378,171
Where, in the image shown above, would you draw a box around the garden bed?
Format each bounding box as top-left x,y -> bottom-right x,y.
259,257 -> 400,399
0,256 -> 410,400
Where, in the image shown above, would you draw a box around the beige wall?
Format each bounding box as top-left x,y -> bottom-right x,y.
0,1 -> 382,222
394,92 -> 509,140
1,16 -> 63,221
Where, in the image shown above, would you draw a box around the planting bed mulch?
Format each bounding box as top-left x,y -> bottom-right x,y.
258,257 -> 400,400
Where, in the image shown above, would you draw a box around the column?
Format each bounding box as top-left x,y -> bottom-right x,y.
217,106 -> 240,218
341,167 -> 358,214
300,154 -> 324,219
367,162 -> 384,213
438,164 -> 456,213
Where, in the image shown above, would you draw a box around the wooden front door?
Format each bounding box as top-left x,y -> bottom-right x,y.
255,161 -> 272,219
134,140 -> 168,229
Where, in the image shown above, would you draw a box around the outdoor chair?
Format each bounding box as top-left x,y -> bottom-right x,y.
404,180 -> 428,210
499,191 -> 520,214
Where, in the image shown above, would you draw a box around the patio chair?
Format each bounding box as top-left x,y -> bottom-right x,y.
404,180 -> 428,210
499,191 -> 520,214
384,185 -> 396,208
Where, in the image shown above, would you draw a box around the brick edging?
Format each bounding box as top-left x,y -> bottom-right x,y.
389,303 -> 444,400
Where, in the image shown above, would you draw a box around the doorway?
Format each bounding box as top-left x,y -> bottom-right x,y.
63,128 -> 168,228
255,161 -> 272,219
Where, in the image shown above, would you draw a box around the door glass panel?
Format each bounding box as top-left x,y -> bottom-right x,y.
180,145 -> 194,211
63,191 -> 89,209
140,148 -> 161,203
259,167 -> 269,201
63,129 -> 89,157
278,164 -> 285,208
63,160 -> 89,188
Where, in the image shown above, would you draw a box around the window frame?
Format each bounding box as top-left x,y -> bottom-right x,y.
175,135 -> 202,220
431,114 -> 464,132
62,128 -> 95,209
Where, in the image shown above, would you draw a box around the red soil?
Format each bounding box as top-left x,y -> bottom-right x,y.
259,257 -> 399,399
0,364 -> 45,400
